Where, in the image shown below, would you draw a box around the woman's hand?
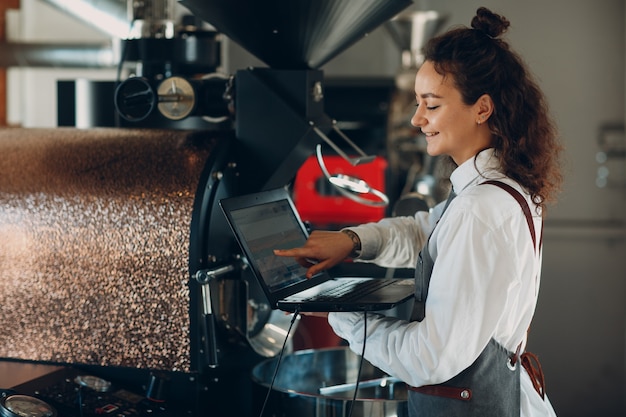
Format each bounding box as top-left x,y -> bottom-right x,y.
274,230 -> 355,278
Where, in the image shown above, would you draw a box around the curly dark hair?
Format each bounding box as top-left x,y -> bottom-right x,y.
424,7 -> 563,210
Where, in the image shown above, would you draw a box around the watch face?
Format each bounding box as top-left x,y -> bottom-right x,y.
2,395 -> 56,417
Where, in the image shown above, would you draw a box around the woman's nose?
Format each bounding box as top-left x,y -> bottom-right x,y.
411,108 -> 425,127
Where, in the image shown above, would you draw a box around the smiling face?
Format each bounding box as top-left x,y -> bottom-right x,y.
411,61 -> 494,166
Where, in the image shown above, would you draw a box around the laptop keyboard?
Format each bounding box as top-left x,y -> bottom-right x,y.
310,278 -> 396,302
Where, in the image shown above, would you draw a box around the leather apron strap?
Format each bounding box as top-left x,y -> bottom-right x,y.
482,180 -> 547,400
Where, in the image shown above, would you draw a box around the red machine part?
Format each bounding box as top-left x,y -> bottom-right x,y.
293,155 -> 387,227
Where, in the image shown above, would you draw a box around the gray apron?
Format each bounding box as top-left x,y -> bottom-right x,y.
407,181 -> 534,417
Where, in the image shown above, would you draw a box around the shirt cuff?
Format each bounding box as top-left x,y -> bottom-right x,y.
328,311 -> 363,337
341,225 -> 381,260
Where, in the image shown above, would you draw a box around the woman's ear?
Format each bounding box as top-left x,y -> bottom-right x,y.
475,94 -> 494,124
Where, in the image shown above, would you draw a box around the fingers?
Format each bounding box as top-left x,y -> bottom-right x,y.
273,230 -> 355,278
302,260 -> 328,278
273,248 -> 302,257
273,249 -> 313,266
273,249 -> 319,278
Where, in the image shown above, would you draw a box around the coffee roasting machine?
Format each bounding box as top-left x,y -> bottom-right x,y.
0,1 -> 454,416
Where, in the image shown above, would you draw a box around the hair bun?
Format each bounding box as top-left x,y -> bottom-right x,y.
471,7 -> 510,38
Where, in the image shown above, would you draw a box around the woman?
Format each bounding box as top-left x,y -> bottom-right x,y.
275,7 -> 562,417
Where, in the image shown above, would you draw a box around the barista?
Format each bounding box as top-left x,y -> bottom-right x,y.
276,7 -> 562,417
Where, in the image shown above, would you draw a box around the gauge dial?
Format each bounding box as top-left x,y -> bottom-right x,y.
157,76 -> 196,120
114,77 -> 156,122
1,395 -> 56,417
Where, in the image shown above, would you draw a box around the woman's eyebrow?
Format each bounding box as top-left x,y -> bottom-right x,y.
417,92 -> 443,99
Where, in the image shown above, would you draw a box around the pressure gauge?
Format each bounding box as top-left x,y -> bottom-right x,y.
157,76 -> 197,120
0,394 -> 57,417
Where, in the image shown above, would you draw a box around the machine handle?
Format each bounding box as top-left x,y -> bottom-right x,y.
201,282 -> 219,368
315,143 -> 389,207
195,263 -> 240,368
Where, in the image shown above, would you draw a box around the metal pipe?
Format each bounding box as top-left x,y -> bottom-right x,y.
0,42 -> 117,68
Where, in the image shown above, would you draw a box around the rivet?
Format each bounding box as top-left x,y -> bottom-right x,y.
460,390 -> 470,399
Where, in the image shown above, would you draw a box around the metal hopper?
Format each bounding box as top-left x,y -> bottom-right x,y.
180,0 -> 414,69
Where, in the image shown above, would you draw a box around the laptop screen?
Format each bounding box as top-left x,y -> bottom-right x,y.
230,198 -> 309,292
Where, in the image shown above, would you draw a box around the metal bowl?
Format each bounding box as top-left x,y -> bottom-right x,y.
251,347 -> 408,417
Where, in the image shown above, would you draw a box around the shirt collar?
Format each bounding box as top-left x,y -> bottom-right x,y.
449,148 -> 502,194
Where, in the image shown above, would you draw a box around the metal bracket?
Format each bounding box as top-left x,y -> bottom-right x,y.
311,120 -> 375,166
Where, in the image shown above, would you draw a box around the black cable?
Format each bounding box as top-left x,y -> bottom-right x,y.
347,311 -> 367,417
258,308 -> 300,417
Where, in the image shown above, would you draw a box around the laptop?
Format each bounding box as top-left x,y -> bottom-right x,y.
219,187 -> 415,313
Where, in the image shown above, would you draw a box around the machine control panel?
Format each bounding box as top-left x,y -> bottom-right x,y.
2,365 -> 185,417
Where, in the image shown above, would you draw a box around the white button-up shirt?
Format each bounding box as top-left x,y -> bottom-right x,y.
328,148 -> 556,416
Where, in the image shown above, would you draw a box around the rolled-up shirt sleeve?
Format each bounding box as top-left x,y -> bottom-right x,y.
344,206 -> 439,268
